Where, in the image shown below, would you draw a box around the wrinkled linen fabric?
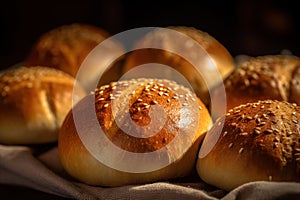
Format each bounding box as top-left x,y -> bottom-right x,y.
1,145 -> 299,200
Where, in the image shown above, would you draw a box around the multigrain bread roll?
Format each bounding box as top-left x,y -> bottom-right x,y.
213,55 -> 300,113
197,100 -> 300,191
25,23 -> 124,91
123,26 -> 235,107
58,78 -> 212,186
0,66 -> 86,144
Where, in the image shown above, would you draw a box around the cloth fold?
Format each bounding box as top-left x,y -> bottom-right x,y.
1,144 -> 299,200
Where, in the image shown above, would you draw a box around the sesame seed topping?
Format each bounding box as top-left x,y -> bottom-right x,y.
103,103 -> 109,108
264,129 -> 273,134
292,119 -> 298,124
292,112 -> 297,116
223,131 -> 228,137
239,148 -> 244,154
183,103 -> 189,106
231,122 -> 237,126
199,106 -> 202,110
254,129 -> 260,135
137,98 -> 143,102
151,100 -> 158,104
228,143 -> 233,148
158,92 -> 164,96
167,98 -> 171,103
241,132 -> 248,136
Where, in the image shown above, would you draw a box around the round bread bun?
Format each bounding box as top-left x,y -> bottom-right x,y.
197,100 -> 300,191
58,78 -> 212,186
123,26 -> 235,107
25,23 -> 124,91
0,66 -> 86,144
213,55 -> 300,114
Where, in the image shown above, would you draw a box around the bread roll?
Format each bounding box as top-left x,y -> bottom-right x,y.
58,78 -> 212,186
25,23 -> 124,91
123,26 -> 235,107
197,100 -> 300,191
0,66 -> 86,144
213,55 -> 300,113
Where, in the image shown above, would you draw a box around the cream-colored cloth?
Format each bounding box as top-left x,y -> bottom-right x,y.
0,144 -> 299,200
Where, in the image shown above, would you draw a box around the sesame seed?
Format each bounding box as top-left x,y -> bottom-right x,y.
247,116 -> 253,120
110,96 -> 116,100
231,122 -> 237,126
137,98 -> 143,102
287,131 -> 293,135
183,103 -> 189,106
264,129 -> 273,134
228,143 -> 233,148
239,148 -> 244,154
223,131 -> 228,137
273,128 -> 280,133
218,121 -> 222,126
191,98 -> 196,102
164,93 -> 169,96
254,114 -> 258,119
199,106 -> 202,110
104,103 -> 109,108
151,100 -> 158,104
292,119 -> 298,124
173,96 -> 179,99
244,79 -> 250,86
241,132 -> 248,136
292,112 -> 296,116
261,105 -> 265,109
158,92 -> 164,96
254,129 -> 260,135
167,98 -> 171,103
276,105 -> 280,109
258,122 -> 266,126
137,107 -> 141,112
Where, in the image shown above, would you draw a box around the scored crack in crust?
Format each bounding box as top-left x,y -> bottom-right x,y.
0,66 -> 86,144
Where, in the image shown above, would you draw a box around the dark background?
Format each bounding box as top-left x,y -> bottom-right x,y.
1,0 -> 299,70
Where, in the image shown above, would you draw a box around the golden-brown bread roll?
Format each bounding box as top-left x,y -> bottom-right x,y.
58,78 -> 212,186
213,55 -> 300,114
197,100 -> 300,191
123,26 -> 235,107
0,66 -> 86,144
25,23 -> 124,91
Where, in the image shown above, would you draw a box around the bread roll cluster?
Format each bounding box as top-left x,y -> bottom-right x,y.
1,22 -> 299,191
